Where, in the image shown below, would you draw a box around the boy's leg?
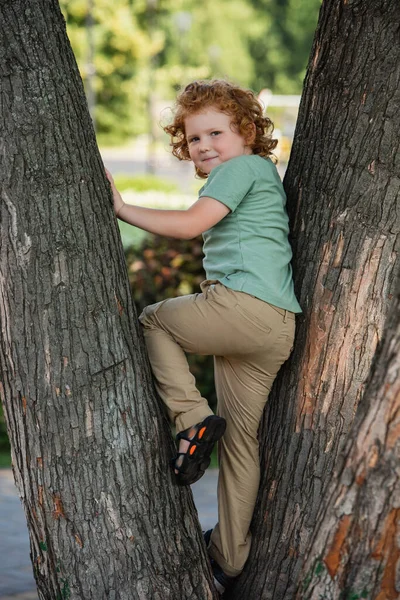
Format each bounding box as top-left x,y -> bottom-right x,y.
207,306 -> 295,577
138,281 -> 269,433
139,291 -> 213,433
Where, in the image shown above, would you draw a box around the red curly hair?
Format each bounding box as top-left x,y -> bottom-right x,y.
163,79 -> 278,178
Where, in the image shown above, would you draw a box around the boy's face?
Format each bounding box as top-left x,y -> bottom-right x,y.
184,108 -> 252,175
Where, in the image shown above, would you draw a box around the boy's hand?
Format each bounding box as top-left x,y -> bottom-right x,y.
105,168 -> 125,216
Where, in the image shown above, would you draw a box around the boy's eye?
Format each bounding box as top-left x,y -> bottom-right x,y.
188,136 -> 199,143
211,131 -> 221,136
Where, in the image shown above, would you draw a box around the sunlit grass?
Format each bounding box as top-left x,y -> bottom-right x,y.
114,174 -> 179,194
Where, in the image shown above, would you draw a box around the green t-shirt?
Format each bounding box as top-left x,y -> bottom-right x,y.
199,154 -> 302,313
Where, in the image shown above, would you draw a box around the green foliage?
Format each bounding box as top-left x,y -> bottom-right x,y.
126,234 -> 217,409
157,0 -> 262,90
60,0 -> 154,141
114,174 -> 178,193
249,0 -> 322,93
0,403 -> 11,466
60,0 -> 321,145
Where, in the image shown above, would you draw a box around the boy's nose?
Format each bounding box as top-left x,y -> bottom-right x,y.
199,142 -> 211,153
199,137 -> 210,152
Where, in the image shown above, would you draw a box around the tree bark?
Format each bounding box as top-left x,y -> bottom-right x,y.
233,0 -> 400,598
0,1 -> 217,598
298,276 -> 400,600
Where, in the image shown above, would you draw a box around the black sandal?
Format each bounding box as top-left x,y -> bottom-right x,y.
172,415 -> 226,486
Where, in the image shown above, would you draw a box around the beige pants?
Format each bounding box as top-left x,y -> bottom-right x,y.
139,281 -> 295,577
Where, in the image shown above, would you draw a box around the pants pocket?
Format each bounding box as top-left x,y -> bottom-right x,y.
234,303 -> 272,335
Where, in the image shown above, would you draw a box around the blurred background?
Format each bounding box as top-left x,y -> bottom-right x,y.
1,2 -> 320,595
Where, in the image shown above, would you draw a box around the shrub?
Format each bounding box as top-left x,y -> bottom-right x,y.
0,403 -> 11,465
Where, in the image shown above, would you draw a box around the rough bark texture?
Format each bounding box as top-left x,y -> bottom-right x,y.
233,0 -> 400,598
0,2 -> 217,599
298,277 -> 400,600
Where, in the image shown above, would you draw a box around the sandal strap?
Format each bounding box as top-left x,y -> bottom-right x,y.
170,452 -> 189,474
176,423 -> 200,442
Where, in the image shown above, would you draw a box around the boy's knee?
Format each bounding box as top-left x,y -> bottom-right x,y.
138,305 -> 152,328
138,300 -> 164,329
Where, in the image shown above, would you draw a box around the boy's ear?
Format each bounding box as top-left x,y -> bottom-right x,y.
246,123 -> 256,145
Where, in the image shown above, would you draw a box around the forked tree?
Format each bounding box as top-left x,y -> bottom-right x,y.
0,1 -> 217,598
233,0 -> 399,598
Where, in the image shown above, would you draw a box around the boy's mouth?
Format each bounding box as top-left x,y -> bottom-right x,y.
202,156 -> 218,163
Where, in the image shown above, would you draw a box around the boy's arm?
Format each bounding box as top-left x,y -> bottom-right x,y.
106,170 -> 229,240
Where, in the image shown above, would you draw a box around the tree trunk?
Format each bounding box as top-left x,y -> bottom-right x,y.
298,276 -> 400,600
233,0 -> 400,597
0,1 -> 217,598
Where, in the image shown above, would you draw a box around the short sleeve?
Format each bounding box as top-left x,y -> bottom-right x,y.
198,156 -> 256,212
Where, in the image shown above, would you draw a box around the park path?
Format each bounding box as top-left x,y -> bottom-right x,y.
0,468 -> 218,599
